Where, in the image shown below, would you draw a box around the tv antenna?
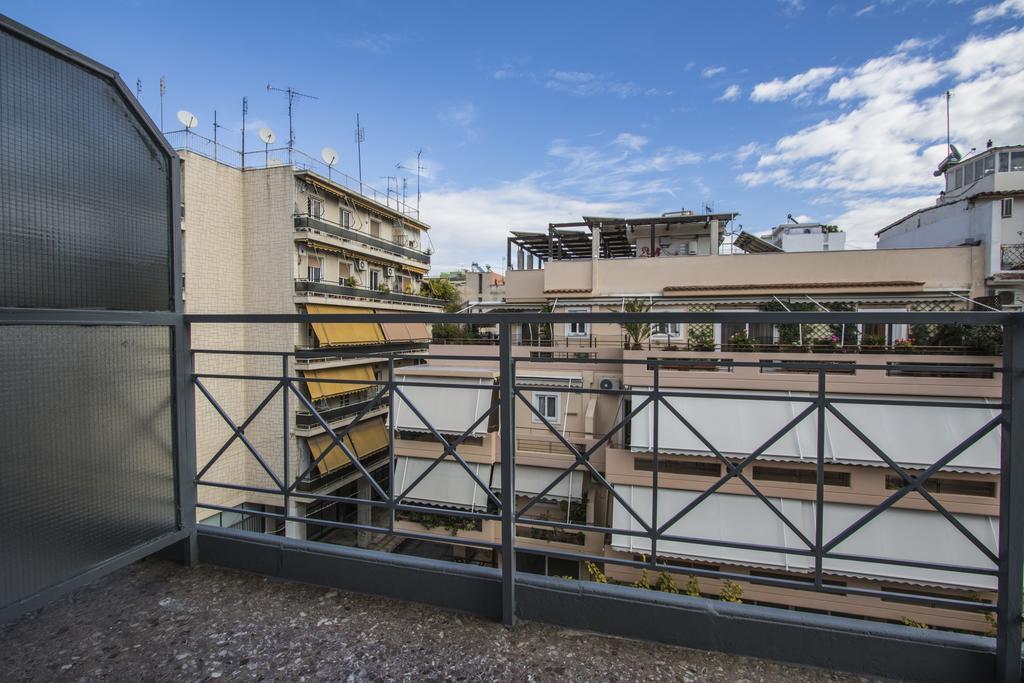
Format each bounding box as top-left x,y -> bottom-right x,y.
266,84 -> 318,164
355,113 -> 365,193
945,90 -> 953,156
416,149 -> 424,217
159,76 -> 166,131
241,96 -> 248,170
212,110 -> 228,162
135,78 -> 142,99
259,127 -> 276,167
321,147 -> 339,180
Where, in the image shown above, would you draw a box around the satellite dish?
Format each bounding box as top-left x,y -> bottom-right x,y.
321,147 -> 339,166
177,110 -> 198,129
259,127 -> 276,144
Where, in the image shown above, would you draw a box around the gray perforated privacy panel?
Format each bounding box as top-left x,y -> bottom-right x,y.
0,326 -> 176,610
0,28 -> 172,310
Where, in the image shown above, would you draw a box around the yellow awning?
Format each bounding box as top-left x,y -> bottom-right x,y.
306,417 -> 389,475
379,316 -> 431,343
300,364 -> 376,401
305,303 -> 385,346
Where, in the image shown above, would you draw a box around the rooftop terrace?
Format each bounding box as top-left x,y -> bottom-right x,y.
0,558 -> 893,682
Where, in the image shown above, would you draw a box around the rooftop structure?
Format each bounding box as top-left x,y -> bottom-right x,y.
736,221 -> 846,253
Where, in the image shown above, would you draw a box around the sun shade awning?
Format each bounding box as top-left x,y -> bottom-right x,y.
305,417 -> 388,474
392,374 -> 497,436
305,303 -> 385,346
300,364 -> 376,401
379,313 -> 431,343
610,484 -> 996,589
733,231 -> 783,253
629,388 -> 1000,473
395,456 -> 491,510
491,464 -> 584,501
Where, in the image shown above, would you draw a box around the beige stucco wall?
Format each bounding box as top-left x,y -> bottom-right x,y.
505,245 -> 987,302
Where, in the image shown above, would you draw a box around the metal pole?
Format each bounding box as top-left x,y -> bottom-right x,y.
651,365 -> 660,570
241,97 -> 247,170
498,321 -> 516,627
356,113 -> 364,194
282,353 -> 290,538
388,355 -> 397,534
996,316 -> 1024,683
815,367 -> 826,588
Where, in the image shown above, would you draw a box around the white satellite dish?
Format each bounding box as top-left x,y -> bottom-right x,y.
321,147 -> 339,166
258,127 -> 276,144
176,110 -> 198,129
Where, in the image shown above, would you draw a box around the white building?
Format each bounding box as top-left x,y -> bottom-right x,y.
877,144 -> 1024,307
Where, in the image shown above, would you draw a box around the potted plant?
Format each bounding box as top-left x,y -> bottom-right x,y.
860,333 -> 887,353
343,276 -> 361,288
727,330 -> 754,352
811,334 -> 840,353
893,338 -> 913,353
377,283 -> 392,294
610,299 -> 652,350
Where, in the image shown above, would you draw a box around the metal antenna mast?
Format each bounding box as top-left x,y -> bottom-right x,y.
416,148 -> 423,218
355,114 -> 365,193
159,76 -> 166,131
266,84 -> 318,164
945,90 -> 952,156
241,96 -> 248,170
212,110 -> 228,162
135,79 -> 142,99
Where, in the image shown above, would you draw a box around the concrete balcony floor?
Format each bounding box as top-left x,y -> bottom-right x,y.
0,559 -> 896,682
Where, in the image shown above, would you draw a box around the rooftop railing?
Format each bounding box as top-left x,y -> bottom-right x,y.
164,129 -> 420,219
184,310 -> 1024,683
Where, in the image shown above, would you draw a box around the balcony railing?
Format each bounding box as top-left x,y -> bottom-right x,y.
295,214 -> 430,264
1001,243 -> 1024,271
295,279 -> 444,307
180,310 -> 1023,682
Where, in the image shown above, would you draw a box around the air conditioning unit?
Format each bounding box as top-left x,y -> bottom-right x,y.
385,266 -> 395,276
355,259 -> 368,271
598,376 -> 620,391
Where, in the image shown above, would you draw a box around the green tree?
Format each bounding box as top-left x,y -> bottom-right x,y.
611,298 -> 653,350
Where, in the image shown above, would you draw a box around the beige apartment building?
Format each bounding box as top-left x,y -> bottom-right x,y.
178,148 -> 443,540
388,212 -> 1003,633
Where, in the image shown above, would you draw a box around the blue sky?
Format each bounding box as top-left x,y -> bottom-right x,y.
6,0 -> 1024,272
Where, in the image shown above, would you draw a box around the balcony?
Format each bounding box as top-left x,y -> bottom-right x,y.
295,394 -> 388,428
1001,243 -> 1024,271
295,278 -> 444,308
295,214 -> 430,264
7,310 -> 1022,683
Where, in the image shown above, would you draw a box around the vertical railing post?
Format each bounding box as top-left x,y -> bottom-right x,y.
172,319 -> 198,565
814,366 -> 826,588
498,320 -> 517,627
996,316 -> 1024,683
388,355 -> 397,534
650,364 -> 660,572
282,353 -> 290,538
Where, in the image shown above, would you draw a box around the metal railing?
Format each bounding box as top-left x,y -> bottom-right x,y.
295,214 -> 431,263
164,129 -> 420,218
184,310 -> 1024,682
295,279 -> 443,307
1002,244 -> 1024,271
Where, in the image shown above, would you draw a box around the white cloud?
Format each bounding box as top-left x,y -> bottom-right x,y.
717,84 -> 742,101
778,0 -> 805,16
611,133 -> 650,151
855,4 -> 876,16
973,0 -> 1024,23
750,66 -> 840,102
342,33 -> 406,54
438,103 -> 477,127
740,28 -> 1024,239
701,66 -> 726,79
544,70 -> 670,97
422,182 -> 642,273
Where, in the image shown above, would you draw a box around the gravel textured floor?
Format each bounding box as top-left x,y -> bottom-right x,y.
0,558 -> 896,682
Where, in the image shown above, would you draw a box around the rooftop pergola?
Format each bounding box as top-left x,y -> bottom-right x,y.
507,213 -> 739,265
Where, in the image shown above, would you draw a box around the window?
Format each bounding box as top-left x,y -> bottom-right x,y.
965,162 -> 975,184
999,152 -> 1010,172
370,219 -> 381,237
754,466 -> 851,487
532,392 -> 560,423
720,314 -> 775,347
369,270 -> 380,289
565,309 -> 589,337
1002,198 -> 1013,219
308,196 -> 324,218
338,261 -> 352,280
859,308 -> 907,346
340,209 -> 353,227
307,256 -> 322,282
955,167 -> 963,188
635,457 -> 720,477
884,475 -> 996,497
1012,151 -> 1024,172
653,322 -> 682,337
984,154 -> 995,176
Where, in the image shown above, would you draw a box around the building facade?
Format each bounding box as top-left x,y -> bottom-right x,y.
179,149 -> 443,541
